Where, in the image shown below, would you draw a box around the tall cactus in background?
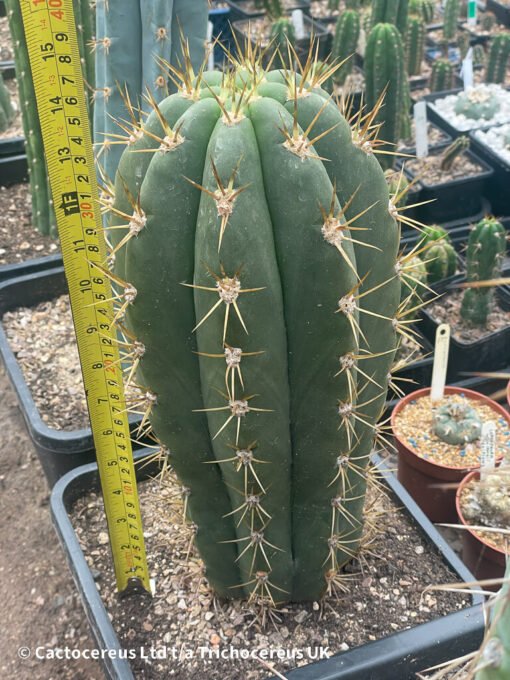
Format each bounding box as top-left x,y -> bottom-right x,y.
371,0 -> 409,35
4,0 -> 94,237
461,218 -> 507,326
405,15 -> 426,76
486,34 -> 510,84
409,0 -> 434,24
106,51 -> 401,602
443,0 -> 460,41
0,72 -> 14,133
332,10 -> 361,85
429,57 -> 455,92
365,23 -> 409,168
94,0 -> 208,183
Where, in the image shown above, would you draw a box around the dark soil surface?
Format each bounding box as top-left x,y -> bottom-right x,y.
0,183 -> 59,266
0,362 -> 100,679
71,474 -> 470,680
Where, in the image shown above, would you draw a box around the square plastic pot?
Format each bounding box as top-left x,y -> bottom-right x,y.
397,144 -> 494,224
486,0 -> 510,27
0,268 -> 141,487
469,128 -> 510,216
419,270 -> 510,374
227,0 -> 310,23
0,153 -> 28,187
209,5 -> 233,64
50,449 -> 485,680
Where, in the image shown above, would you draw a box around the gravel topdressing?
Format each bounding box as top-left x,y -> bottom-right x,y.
71,471 -> 469,680
430,84 -> 510,132
393,393 -> 510,468
474,123 -> 510,165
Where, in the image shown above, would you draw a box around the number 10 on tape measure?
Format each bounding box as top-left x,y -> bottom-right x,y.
20,0 -> 150,594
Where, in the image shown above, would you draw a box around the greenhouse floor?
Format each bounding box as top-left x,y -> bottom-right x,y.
0,363 -> 99,679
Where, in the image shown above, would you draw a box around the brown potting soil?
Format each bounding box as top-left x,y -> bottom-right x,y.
393,393 -> 510,468
0,16 -> 13,61
0,183 -> 59,266
406,152 -> 485,186
71,474 -> 470,680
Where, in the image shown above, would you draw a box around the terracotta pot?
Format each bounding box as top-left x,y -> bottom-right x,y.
456,470 -> 508,587
391,386 -> 510,523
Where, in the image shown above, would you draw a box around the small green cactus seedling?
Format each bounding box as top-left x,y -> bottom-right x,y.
433,400 -> 483,445
421,224 -> 450,243
429,58 -> 456,92
481,12 -> 497,34
439,135 -> 470,172
385,168 -> 409,210
454,88 -> 501,121
399,254 -> 428,311
405,15 -> 426,76
486,34 -> 510,85
460,218 -> 507,326
423,239 -> 457,283
0,72 -> 14,133
332,10 -> 361,86
443,0 -> 460,41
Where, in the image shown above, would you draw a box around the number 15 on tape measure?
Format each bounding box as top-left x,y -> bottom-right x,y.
20,0 -> 150,594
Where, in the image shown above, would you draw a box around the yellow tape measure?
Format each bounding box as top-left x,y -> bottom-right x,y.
20,0 -> 150,595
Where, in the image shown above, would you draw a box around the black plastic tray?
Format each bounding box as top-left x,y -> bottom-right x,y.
50,449 -> 484,680
0,268 -> 141,487
486,0 -> 510,27
0,61 -> 16,80
0,254 -> 62,284
0,153 -> 28,186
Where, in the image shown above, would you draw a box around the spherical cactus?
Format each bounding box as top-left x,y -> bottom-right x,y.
454,88 -> 501,120
433,401 -> 482,445
486,34 -> 510,85
108,55 -> 401,603
460,217 -> 507,326
421,224 -> 450,243
423,240 -> 457,283
332,10 -> 361,86
399,254 -> 428,311
443,0 -> 460,41
365,23 -> 409,168
429,57 -> 455,92
405,15 -> 426,76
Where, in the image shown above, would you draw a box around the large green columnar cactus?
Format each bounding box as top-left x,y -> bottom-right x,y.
429,57 -> 455,92
461,218 -> 507,326
475,561 -> 510,680
94,0 -> 208,183
486,34 -> 510,85
443,0 -> 460,41
365,23 -> 408,169
108,55 -> 401,603
405,15 -> 426,76
332,10 -> 361,86
371,0 -> 409,35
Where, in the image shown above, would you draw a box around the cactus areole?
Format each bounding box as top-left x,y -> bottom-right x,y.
109,57 -> 400,604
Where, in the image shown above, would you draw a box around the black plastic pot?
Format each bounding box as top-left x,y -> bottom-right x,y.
469,128 -> 510,216
419,270 -> 510,374
50,450 -> 484,680
0,0 -> 6,17
0,153 -> 28,186
0,135 -> 25,157
227,0 -> 310,23
398,143 -> 493,224
209,5 -> 232,64
0,253 -> 62,284
0,61 -> 15,79
0,268 -> 141,487
486,0 -> 510,27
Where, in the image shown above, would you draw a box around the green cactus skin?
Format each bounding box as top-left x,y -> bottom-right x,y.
94,0 -> 208,183
332,10 -> 361,86
486,34 -> 510,85
440,135 -> 470,171
371,0 -> 409,35
270,17 -> 296,65
423,240 -> 457,283
405,15 -> 426,76
409,0 -> 434,24
384,168 -> 408,209
112,64 -> 400,602
481,12 -> 497,34
421,224 -> 450,243
400,255 -> 428,309
365,23 -> 408,168
429,57 -> 455,92
457,30 -> 471,61
473,43 -> 487,69
0,72 -> 14,133
443,0 -> 460,41
475,561 -> 510,680
460,218 -> 507,326
454,88 -> 501,120
432,400 -> 482,445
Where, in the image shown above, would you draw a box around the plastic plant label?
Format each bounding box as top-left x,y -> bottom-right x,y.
358,28 -> 367,57
461,49 -> 474,90
467,0 -> 477,27
207,21 -> 215,72
292,10 -> 306,40
430,324 -> 450,403
480,421 -> 496,480
414,101 -> 429,159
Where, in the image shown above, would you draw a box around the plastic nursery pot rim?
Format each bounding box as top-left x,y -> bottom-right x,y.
391,386 -> 510,474
456,469 -> 510,560
400,148 -> 493,190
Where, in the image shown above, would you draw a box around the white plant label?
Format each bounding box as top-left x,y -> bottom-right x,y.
358,28 -> 367,57
461,49 -> 474,90
430,324 -> 450,403
467,0 -> 477,27
292,10 -> 306,40
207,21 -> 215,72
414,101 -> 429,159
480,421 -> 496,480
